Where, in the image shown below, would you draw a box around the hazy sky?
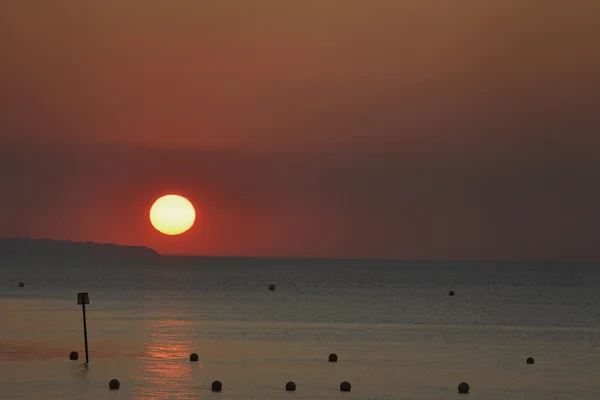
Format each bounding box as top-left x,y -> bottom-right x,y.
1,1 -> 599,259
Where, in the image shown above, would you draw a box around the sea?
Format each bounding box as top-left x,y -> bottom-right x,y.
1,257 -> 599,400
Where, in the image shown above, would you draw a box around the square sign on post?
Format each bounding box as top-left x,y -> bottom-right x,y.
77,292 -> 89,305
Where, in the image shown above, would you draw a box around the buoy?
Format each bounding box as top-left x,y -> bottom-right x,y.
18,282 -> 24,287
190,353 -> 199,362
269,284 -> 276,291
109,379 -> 120,390
211,380 -> 222,392
458,382 -> 469,394
340,381 -> 351,392
328,353 -> 338,362
526,357 -> 535,364
69,351 -> 79,360
449,290 -> 455,296
285,381 -> 296,391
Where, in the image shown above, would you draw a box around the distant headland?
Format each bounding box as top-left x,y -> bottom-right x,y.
0,237 -> 160,264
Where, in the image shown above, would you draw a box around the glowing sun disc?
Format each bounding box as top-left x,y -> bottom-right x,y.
150,194 -> 196,235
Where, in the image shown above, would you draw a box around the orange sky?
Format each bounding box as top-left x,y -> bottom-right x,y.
0,1 -> 599,259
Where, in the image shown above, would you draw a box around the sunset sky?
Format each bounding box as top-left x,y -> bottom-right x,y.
1,1 -> 598,259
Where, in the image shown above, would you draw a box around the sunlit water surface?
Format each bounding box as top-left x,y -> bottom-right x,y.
1,258 -> 599,399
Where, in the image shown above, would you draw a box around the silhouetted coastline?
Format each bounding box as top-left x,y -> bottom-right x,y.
0,237 -> 160,264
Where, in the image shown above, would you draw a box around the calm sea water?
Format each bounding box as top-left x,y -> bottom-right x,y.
1,257 -> 600,400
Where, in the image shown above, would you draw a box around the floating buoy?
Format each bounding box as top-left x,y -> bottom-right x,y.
211,380 -> 222,392
18,282 -> 24,287
69,351 -> 79,360
269,284 -> 276,291
526,357 -> 535,364
449,290 -> 455,296
109,379 -> 120,390
328,353 -> 338,362
458,382 -> 469,393
285,381 -> 296,391
340,381 -> 351,392
190,353 -> 199,362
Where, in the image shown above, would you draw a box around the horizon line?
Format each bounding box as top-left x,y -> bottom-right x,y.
3,236 -> 598,264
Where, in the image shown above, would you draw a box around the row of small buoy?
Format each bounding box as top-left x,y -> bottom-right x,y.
23,281 -> 459,296
105,379 -> 474,393
22,281 -> 459,295
13,282 -> 480,299
71,351 -> 535,393
69,349 -> 535,366
108,379 -> 343,392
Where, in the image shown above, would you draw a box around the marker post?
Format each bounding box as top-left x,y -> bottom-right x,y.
77,292 -> 90,364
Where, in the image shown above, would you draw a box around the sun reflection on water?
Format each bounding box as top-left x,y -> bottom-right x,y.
134,319 -> 200,399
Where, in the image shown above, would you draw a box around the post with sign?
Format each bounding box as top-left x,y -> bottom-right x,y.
77,292 -> 90,364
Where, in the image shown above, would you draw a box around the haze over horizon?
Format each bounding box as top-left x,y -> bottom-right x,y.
1,1 -> 599,260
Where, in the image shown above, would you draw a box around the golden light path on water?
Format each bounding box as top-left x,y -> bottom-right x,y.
134,319 -> 199,399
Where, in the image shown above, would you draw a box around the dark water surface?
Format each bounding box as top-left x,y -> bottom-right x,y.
1,258 -> 599,399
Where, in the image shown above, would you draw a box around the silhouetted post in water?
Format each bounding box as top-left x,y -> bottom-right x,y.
77,292 -> 90,364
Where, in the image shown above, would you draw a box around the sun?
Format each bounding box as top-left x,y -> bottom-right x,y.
150,194 -> 196,235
